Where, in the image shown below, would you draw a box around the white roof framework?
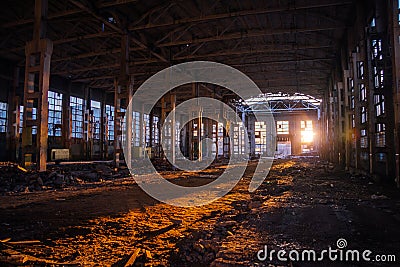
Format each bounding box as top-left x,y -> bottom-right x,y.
235,93 -> 322,114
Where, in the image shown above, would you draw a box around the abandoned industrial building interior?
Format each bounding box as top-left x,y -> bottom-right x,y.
0,0 -> 400,266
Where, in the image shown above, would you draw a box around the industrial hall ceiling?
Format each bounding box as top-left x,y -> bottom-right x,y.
0,0 -> 355,98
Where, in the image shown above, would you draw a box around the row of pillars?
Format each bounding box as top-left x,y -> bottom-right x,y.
16,0 -> 136,171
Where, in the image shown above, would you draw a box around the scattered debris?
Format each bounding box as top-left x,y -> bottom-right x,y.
124,248 -> 141,267
371,194 -> 388,200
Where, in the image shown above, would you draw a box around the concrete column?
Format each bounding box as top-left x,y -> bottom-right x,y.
197,107 -> 203,161
100,92 -> 107,160
6,67 -> 20,162
114,33 -> 133,167
391,0 -> 400,186
22,0 -> 52,171
160,95 -> 167,159
62,82 -> 71,150
170,94 -> 176,164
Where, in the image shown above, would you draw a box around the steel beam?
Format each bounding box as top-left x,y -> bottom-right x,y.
129,1 -> 352,31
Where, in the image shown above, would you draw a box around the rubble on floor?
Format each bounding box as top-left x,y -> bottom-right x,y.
0,161 -> 130,195
0,158 -> 399,266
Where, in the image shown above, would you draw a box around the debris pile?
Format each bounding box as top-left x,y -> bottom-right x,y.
0,162 -> 131,195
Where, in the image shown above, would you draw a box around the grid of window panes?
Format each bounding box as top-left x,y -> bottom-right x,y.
360,151 -> 369,161
276,121 -> 289,134
120,108 -> 126,137
70,96 -> 84,138
348,78 -> 355,110
48,91 -> 63,136
370,20 -> 385,90
255,121 -> 267,154
217,122 -> 224,155
374,94 -> 385,116
212,123 -> 217,154
360,129 -> 368,148
175,121 -> 181,145
0,102 -> 7,133
359,83 -> 366,101
300,120 -> 313,143
375,123 -> 386,147
105,105 -> 114,141
91,100 -> 101,140
398,1 -> 400,25
361,106 -> 368,124
19,106 -> 37,134
357,61 -> 365,79
233,125 -> 246,155
144,114 -> 150,146
152,116 -> 159,145
133,111 -> 140,146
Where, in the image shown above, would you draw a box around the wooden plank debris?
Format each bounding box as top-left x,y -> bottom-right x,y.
124,248 -> 141,267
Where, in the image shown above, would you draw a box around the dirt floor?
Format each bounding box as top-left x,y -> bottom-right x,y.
0,158 -> 399,266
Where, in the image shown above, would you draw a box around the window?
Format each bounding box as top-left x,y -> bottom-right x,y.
359,84 -> 367,101
105,105 -> 114,141
375,123 -> 386,147
91,100 -> 101,140
152,116 -> 159,145
371,39 -> 383,60
376,153 -> 387,162
144,114 -> 150,146
348,78 -> 355,110
349,95 -> 355,110
301,120 -> 314,143
360,151 -> 369,161
370,18 -> 376,28
398,2 -> 400,25
351,133 -> 356,149
360,129 -> 368,148
357,61 -> 365,79
348,78 -> 354,93
351,114 -> 355,128
70,96 -> 84,138
361,106 -> 368,124
133,111 -> 140,146
276,121 -> 289,134
373,67 -> 384,89
255,121 -> 267,154
0,102 -> 7,133
48,91 -> 63,137
217,122 -> 224,156
370,37 -> 385,90
19,106 -> 37,134
374,94 -> 385,117
175,121 -> 181,146
212,123 -> 217,153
